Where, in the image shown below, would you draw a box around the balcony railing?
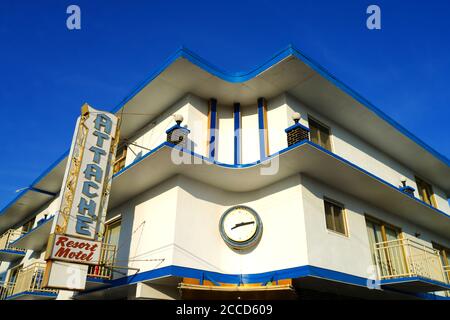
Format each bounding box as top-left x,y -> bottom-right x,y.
87,243 -> 117,280
0,229 -> 26,253
0,263 -> 58,300
374,239 -> 448,284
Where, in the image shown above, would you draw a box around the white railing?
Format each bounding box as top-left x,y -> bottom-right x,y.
87,243 -> 117,280
374,239 -> 448,284
0,263 -> 58,299
0,229 -> 26,253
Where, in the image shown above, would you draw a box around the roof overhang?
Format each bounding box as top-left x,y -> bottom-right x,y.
109,141 -> 450,238
5,291 -> 57,300
0,249 -> 25,262
381,277 -> 450,293
10,216 -> 54,251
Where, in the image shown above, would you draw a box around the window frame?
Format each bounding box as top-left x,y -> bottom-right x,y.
21,216 -> 36,234
415,176 -> 438,208
307,115 -> 334,152
323,197 -> 348,236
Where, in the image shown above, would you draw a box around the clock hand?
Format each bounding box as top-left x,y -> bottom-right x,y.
231,221 -> 255,230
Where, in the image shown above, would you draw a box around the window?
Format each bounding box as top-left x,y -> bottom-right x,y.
22,217 -> 36,233
113,145 -> 127,174
8,265 -> 22,286
104,218 -> 121,248
415,176 -> 437,207
432,243 -> 450,296
365,216 -> 407,278
308,117 -> 332,151
323,199 -> 347,235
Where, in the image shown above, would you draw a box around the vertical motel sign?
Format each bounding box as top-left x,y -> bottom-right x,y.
43,104 -> 119,290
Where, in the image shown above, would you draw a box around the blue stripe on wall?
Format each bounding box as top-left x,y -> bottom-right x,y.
257,97 -> 266,160
233,103 -> 241,165
209,98 -> 217,159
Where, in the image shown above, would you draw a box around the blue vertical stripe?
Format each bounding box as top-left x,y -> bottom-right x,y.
257,97 -> 266,160
233,103 -> 241,165
209,98 -> 217,159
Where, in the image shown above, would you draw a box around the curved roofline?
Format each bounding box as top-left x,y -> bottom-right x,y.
1,44 -> 449,217
111,44 -> 449,167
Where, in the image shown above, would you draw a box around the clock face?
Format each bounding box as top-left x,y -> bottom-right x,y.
219,206 -> 262,250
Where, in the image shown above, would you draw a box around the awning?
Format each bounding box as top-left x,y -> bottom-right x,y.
179,283 -> 297,300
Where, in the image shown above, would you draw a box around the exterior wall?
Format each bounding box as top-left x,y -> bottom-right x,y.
124,94 -> 208,166
278,93 -> 449,214
106,176 -> 180,277
301,174 -> 450,279
241,104 -> 260,164
107,174 -> 308,277
172,175 -> 308,275
216,104 -> 234,164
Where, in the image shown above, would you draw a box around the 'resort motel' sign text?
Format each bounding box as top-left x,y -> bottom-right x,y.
46,234 -> 101,265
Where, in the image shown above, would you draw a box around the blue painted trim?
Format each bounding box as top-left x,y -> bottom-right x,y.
381,276 -> 450,291
0,249 -> 26,256
2,44 -> 449,225
233,103 -> 241,165
400,186 -> 415,193
165,124 -> 190,134
6,291 -> 57,300
86,277 -> 111,285
285,123 -> 310,133
257,97 -> 267,160
79,264 -> 447,300
9,216 -> 54,247
208,99 -> 217,160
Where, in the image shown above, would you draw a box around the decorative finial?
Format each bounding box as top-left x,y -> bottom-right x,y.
292,112 -> 301,124
173,114 -> 184,125
400,176 -> 407,187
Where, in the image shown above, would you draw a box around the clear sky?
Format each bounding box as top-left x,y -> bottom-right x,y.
0,0 -> 449,209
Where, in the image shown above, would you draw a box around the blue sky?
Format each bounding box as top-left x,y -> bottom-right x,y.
0,0 -> 449,208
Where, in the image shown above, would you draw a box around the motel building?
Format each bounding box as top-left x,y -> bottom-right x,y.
0,46 -> 450,300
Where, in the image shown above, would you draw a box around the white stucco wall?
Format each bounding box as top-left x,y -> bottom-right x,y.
216,104 -> 234,164
241,104 -> 260,164
301,174 -> 450,279
276,93 -> 449,214
125,94 -> 208,166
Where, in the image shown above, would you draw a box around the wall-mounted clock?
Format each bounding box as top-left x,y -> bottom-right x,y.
219,206 -> 263,250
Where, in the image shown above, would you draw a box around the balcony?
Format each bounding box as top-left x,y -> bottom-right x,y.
1,263 -> 58,300
0,229 -> 26,262
10,216 -> 54,251
374,239 -> 450,293
85,243 -> 117,290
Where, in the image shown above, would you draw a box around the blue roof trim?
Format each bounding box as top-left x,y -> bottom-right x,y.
0,249 -> 26,256
165,124 -> 191,134
9,216 -> 54,247
78,264 -> 445,300
285,123 -> 310,133
112,140 -> 450,222
2,44 -> 449,221
5,291 -> 57,300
